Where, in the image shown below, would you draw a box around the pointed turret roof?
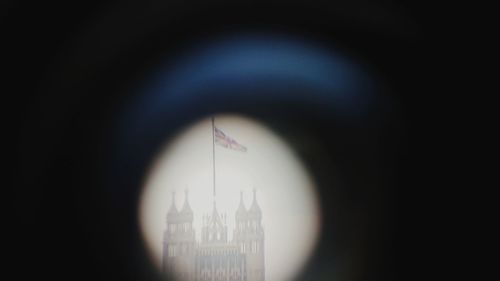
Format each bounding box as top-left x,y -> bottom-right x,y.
248,189 -> 262,216
166,192 -> 179,222
180,189 -> 193,214
178,189 -> 194,222
235,191 -> 248,220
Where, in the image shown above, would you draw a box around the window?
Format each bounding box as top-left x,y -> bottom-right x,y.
168,245 -> 177,257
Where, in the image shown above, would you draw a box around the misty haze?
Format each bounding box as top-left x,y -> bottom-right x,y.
139,115 -> 321,281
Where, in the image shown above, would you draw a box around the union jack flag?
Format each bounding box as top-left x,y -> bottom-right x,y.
214,126 -> 247,152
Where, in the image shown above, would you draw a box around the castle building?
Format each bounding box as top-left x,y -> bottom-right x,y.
163,190 -> 265,281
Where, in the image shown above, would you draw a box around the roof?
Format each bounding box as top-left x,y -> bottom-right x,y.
235,191 -> 248,220
166,192 -> 179,221
248,189 -> 262,217
180,189 -> 193,214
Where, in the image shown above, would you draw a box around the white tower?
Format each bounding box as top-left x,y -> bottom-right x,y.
163,190 -> 196,281
233,190 -> 265,281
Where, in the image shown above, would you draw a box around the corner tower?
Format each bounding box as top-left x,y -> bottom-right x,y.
233,190 -> 265,281
163,190 -> 196,281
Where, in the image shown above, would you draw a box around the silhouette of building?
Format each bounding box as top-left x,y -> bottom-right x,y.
163,190 -> 265,281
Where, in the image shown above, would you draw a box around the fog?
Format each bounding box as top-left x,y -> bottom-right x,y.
139,114 -> 321,281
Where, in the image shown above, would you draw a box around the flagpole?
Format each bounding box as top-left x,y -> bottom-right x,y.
211,116 -> 216,200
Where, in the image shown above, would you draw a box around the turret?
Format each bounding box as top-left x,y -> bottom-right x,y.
180,189 -> 194,222
166,192 -> 179,223
233,189 -> 265,281
236,191 -> 248,220
162,190 -> 196,280
248,189 -> 262,219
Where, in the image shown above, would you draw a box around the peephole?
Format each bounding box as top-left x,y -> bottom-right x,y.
12,1 -> 421,280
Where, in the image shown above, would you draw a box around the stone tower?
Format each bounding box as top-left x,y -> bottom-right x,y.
233,190 -> 265,281
163,190 -> 196,281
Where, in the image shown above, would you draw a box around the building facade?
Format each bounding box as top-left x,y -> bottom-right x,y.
163,190 -> 265,281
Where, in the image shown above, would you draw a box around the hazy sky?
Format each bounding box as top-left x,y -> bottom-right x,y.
139,114 -> 321,281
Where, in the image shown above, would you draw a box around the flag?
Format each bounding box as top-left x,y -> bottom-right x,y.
214,126 -> 247,152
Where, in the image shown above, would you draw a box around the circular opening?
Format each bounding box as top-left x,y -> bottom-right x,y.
139,114 -> 322,281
